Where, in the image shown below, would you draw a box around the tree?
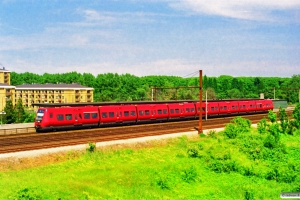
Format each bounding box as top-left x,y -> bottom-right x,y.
3,99 -> 15,124
15,98 -> 26,123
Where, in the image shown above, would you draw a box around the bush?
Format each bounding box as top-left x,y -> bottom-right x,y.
224,117 -> 251,139
279,107 -> 289,134
268,110 -> 277,123
181,166 -> 198,183
264,135 -> 277,149
12,187 -> 44,200
86,142 -> 96,152
224,123 -> 238,139
265,166 -> 297,183
292,103 -> 300,129
207,130 -> 218,138
257,118 -> 267,134
187,147 -> 199,158
244,189 -> 255,200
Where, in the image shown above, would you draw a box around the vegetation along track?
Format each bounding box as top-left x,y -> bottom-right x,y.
0,111 -> 293,154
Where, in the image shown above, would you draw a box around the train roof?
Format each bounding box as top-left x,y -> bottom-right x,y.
32,99 -> 271,108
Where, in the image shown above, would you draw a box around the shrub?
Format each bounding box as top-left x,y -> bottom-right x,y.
181,166 -> 198,183
257,118 -> 267,134
207,130 -> 217,138
265,166 -> 297,183
264,135 -> 277,149
224,123 -> 238,139
187,147 -> 199,158
86,142 -> 96,152
268,123 -> 281,143
12,187 -> 44,200
155,173 -> 173,190
208,159 -> 239,173
278,107 -> 289,134
244,189 -> 255,200
224,117 -> 252,139
292,103 -> 300,129
268,110 -> 277,123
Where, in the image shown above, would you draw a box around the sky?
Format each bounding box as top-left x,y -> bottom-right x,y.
0,0 -> 299,78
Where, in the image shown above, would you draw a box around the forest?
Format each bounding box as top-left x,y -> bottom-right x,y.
11,72 -> 300,103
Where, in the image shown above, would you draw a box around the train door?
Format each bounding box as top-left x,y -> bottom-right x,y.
116,106 -> 123,123
73,108 -> 83,126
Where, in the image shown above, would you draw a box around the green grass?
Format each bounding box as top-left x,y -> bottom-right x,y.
0,129 -> 300,200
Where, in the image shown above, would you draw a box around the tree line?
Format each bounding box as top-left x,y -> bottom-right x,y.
11,72 -> 300,103
2,72 -> 299,124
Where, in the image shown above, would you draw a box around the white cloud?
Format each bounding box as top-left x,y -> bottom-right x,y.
79,9 -> 116,23
170,0 -> 300,21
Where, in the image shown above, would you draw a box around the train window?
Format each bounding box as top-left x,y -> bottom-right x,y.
250,105 -> 253,108
139,110 -> 144,116
258,104 -> 262,108
84,113 -> 90,119
158,110 -> 162,114
92,113 -> 98,119
163,109 -> 167,114
186,108 -> 190,112
232,106 -> 235,110
243,105 -> 246,109
57,114 -> 64,121
119,112 -> 122,117
240,105 -> 243,109
102,112 -> 107,118
211,107 -> 215,111
131,111 -> 136,116
236,106 -> 238,109
170,109 -> 174,114
145,110 -> 150,115
224,106 -> 227,110
220,106 -> 223,110
153,110 -> 156,115
124,111 -> 129,116
202,108 -> 205,112
216,107 -> 218,111
191,108 -> 195,112
37,110 -> 45,113
175,109 -> 179,113
50,113 -> 53,118
66,114 -> 72,120
109,112 -> 114,118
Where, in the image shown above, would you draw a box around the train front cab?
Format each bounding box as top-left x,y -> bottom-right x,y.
35,106 -> 99,132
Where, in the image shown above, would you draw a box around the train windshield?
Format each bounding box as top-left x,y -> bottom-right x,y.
36,109 -> 45,121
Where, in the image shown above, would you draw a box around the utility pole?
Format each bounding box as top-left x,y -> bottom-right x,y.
199,70 -> 203,134
205,90 -> 207,121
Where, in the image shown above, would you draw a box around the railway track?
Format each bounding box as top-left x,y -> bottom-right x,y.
0,113 -> 279,154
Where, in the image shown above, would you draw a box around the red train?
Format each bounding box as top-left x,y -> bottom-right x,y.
34,99 -> 274,132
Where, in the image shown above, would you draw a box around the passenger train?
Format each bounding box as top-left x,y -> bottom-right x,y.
34,99 -> 274,132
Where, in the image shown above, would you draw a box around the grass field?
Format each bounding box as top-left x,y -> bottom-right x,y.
0,121 -> 299,200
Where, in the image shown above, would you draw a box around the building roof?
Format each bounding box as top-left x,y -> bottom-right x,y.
0,66 -> 11,72
15,83 -> 94,90
0,83 -> 16,89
